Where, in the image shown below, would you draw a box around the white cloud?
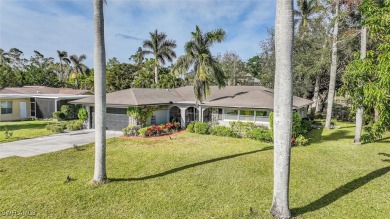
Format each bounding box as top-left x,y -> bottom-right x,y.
0,0 -> 275,67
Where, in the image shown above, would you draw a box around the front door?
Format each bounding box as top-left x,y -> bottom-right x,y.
20,102 -> 27,119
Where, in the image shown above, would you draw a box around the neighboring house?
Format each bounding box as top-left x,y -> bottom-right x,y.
71,86 -> 313,131
0,86 -> 92,122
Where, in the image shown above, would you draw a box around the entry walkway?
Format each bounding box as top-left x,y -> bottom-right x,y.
0,129 -> 122,159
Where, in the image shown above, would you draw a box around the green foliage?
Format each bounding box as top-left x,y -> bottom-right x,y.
186,122 -> 195,133
127,106 -> 154,127
106,63 -> 139,92
138,127 -> 148,137
53,111 -> 66,121
122,125 -> 141,137
60,105 -> 80,120
229,121 -> 256,137
66,120 -> 84,131
246,128 -> 273,142
77,108 -> 88,121
295,134 -> 309,146
292,113 -> 302,138
209,125 -> 236,137
46,122 -> 66,133
301,119 -> 313,134
269,112 -> 311,140
194,122 -> 210,135
3,127 -> 13,139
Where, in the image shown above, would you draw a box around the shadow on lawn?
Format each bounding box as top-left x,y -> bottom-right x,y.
292,164 -> 390,217
110,146 -> 273,182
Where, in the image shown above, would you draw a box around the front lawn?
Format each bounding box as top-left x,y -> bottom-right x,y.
0,122 -> 389,218
0,120 -> 54,143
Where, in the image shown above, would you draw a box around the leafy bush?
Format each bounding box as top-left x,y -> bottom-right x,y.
77,108 -> 88,121
186,122 -> 195,133
46,123 -> 66,133
229,121 -> 255,137
122,125 -> 141,137
53,111 -> 66,121
66,120 -> 84,131
246,128 -> 273,142
295,135 -> 309,146
209,125 -> 236,137
292,113 -> 302,138
138,127 -> 148,137
301,119 -> 313,135
194,122 -> 210,134
60,105 -> 79,120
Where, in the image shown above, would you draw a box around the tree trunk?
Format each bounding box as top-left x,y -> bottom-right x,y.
325,0 -> 340,129
312,74 -> 320,112
374,107 -> 379,122
270,0 -> 293,218
354,26 -> 367,144
154,59 -> 159,85
93,0 -> 107,183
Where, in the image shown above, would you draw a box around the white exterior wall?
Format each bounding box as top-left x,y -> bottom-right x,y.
146,109 -> 169,125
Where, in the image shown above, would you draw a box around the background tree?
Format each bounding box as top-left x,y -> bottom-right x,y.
106,62 -> 139,92
92,0 -> 107,183
130,47 -> 145,66
0,48 -> 9,66
217,51 -> 246,86
270,0 -> 294,218
57,50 -> 71,82
172,25 -> 226,103
70,54 -> 89,88
142,30 -> 177,84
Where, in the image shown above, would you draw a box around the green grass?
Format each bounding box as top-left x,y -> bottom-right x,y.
0,122 -> 389,218
0,120 -> 54,143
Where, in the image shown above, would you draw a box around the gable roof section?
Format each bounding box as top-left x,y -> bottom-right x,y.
71,86 -> 313,109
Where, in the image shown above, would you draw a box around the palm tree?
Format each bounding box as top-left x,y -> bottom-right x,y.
172,25 -> 226,103
325,0 -> 340,129
142,30 -> 177,84
130,47 -> 145,66
270,0 -> 294,218
294,0 -> 322,35
70,54 -> 89,88
57,50 -> 71,82
93,0 -> 107,183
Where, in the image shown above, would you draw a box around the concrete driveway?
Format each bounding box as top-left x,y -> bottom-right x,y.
0,129 -> 122,159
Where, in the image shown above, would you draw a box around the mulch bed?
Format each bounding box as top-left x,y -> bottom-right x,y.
119,130 -> 187,141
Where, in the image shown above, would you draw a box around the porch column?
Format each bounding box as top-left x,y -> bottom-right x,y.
86,106 -> 91,129
54,99 -> 58,112
199,106 -> 203,122
180,107 -> 186,128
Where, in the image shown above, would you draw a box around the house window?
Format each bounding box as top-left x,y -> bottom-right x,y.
240,110 -> 255,121
255,111 -> 268,116
218,108 -> 223,120
1,101 -> 13,114
224,109 -> 238,120
255,110 -> 269,122
30,98 -> 36,117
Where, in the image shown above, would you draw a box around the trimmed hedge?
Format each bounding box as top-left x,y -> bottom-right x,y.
194,122 -> 210,134
209,125 -> 236,137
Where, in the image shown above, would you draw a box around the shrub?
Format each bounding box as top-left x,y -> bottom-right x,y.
209,125 -> 236,137
53,111 -> 66,121
46,123 -> 65,133
270,112 -> 304,138
61,105 -> 79,120
77,108 -> 88,121
194,122 -> 210,134
66,120 -> 84,131
246,128 -> 273,142
295,135 -> 309,146
122,125 -> 141,136
301,119 -> 313,135
186,122 -> 195,133
229,121 -> 255,137
138,127 -> 148,137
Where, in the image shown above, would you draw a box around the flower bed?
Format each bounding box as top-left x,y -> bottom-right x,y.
122,122 -> 181,138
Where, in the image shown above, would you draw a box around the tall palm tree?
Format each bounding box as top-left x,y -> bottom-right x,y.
325,0 -> 340,129
172,25 -> 226,103
57,50 -> 71,82
294,0 -> 322,35
130,47 -> 145,66
142,30 -> 177,84
70,54 -> 89,88
93,0 -> 107,183
270,0 -> 294,218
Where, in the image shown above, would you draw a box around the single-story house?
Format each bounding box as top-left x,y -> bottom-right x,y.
0,86 -> 92,122
71,86 -> 313,131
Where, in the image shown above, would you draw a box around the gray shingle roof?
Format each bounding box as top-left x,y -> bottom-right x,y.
0,86 -> 90,95
71,86 -> 313,109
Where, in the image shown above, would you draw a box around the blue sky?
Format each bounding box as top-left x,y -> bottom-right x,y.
0,0 -> 276,67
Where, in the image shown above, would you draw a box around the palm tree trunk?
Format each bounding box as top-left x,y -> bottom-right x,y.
93,0 -> 107,183
354,26 -> 367,144
325,0 -> 340,129
270,0 -> 293,218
